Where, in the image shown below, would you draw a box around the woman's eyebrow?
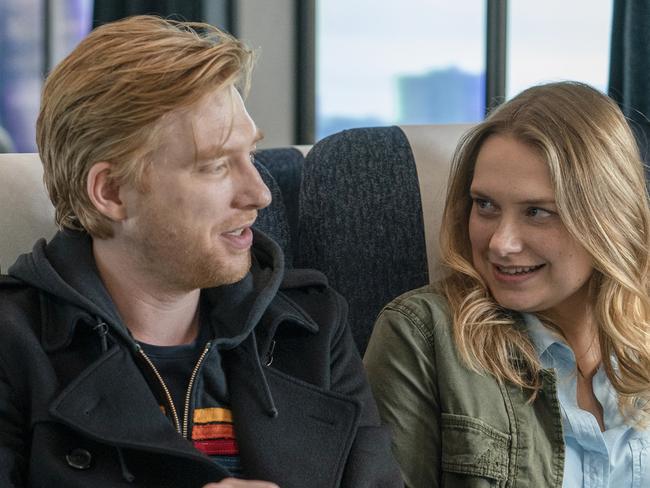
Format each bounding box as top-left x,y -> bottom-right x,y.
469,189 -> 556,206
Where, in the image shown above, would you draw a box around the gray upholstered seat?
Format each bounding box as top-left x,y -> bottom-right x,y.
296,124 -> 472,353
253,160 -> 293,266
254,147 -> 305,263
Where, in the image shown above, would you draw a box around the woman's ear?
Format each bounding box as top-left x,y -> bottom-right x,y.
86,162 -> 126,221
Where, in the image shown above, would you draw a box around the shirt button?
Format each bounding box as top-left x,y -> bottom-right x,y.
66,448 -> 92,470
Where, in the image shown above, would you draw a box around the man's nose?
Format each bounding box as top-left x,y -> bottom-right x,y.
488,218 -> 524,257
233,159 -> 272,210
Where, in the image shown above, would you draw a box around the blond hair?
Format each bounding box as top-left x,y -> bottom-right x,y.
36,15 -> 253,238
439,81 -> 650,422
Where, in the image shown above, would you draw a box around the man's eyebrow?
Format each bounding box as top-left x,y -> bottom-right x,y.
196,144 -> 224,161
196,129 -> 264,162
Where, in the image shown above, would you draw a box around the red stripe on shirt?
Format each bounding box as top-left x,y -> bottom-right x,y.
193,438 -> 239,456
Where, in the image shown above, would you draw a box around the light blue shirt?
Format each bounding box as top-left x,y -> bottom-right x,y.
523,313 -> 650,488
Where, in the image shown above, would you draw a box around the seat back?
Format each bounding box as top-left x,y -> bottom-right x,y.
296,124 -> 472,353
253,160 -> 293,263
0,153 -> 57,272
255,147 -> 306,264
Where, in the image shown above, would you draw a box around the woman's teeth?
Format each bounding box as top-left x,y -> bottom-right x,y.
497,264 -> 543,275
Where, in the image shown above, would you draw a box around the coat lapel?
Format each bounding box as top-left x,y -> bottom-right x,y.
48,344 -> 226,475
226,346 -> 361,488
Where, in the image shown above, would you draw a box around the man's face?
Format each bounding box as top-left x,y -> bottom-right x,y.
117,86 -> 271,291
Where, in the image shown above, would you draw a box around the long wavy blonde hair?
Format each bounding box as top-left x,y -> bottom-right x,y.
439,81 -> 650,422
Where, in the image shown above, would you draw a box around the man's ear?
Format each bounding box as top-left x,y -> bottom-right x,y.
86,162 -> 127,221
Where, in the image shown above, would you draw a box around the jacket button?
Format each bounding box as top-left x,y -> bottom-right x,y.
66,448 -> 92,470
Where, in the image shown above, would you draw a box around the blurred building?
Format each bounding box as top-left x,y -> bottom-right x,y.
397,67 -> 485,124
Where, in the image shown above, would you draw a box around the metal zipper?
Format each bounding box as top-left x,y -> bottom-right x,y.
137,346 -> 181,434
182,341 -> 212,439
137,340 -> 213,439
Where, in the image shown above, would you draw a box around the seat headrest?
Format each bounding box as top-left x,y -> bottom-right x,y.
0,153 -> 57,272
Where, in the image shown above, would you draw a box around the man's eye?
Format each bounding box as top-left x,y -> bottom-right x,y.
201,163 -> 226,174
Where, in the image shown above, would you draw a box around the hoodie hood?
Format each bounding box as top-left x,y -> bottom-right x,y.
201,229 -> 285,350
8,228 -> 286,353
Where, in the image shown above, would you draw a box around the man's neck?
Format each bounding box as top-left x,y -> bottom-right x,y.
93,239 -> 201,346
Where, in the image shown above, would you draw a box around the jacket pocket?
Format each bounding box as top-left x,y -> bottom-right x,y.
440,413 -> 510,483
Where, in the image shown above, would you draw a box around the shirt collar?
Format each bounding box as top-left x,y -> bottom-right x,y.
522,312 -> 573,370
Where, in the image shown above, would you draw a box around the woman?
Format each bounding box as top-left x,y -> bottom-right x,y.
364,81 -> 650,487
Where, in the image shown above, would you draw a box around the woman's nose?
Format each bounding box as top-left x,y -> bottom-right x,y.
488,218 -> 524,257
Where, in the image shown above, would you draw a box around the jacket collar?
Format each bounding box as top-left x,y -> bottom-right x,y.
40,293 -> 104,352
270,266 -> 329,336
255,289 -> 321,364
39,270 -> 322,356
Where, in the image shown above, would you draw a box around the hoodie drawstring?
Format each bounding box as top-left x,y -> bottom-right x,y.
251,337 -> 279,418
93,319 -> 108,353
115,447 -> 135,483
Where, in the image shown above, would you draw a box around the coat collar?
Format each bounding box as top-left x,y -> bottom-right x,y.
253,290 -> 320,363
39,274 -> 322,358
40,292 -> 115,352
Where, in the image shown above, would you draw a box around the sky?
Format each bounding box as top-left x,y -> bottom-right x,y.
317,0 -> 613,122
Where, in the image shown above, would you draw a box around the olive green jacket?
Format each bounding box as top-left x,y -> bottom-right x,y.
364,286 -> 565,488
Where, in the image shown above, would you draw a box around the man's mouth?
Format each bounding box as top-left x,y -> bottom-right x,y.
495,264 -> 545,275
224,228 -> 246,237
220,225 -> 254,250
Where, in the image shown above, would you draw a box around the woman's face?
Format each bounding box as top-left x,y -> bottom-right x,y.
468,134 -> 594,319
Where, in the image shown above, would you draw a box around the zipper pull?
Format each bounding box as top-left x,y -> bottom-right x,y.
265,340 -> 276,367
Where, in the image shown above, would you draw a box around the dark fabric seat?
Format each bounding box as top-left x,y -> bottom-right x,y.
255,147 -> 305,259
296,127 -> 429,353
253,161 -> 293,267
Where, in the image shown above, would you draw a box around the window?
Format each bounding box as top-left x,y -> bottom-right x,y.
507,0 -> 613,98
0,0 -> 92,152
316,0 -> 614,142
316,0 -> 486,140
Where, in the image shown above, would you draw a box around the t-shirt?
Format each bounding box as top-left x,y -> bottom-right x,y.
138,323 -> 242,476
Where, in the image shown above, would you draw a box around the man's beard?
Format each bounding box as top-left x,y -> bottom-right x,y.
126,216 -> 253,293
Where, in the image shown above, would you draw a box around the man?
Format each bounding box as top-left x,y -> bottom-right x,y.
0,16 -> 402,487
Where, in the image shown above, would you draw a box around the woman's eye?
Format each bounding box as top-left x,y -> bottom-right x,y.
474,198 -> 495,212
526,207 -> 552,218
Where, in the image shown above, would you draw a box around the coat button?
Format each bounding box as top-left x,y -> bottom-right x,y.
66,448 -> 92,470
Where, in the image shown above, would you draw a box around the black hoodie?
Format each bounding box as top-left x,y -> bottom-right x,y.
9,228 -> 283,354
0,229 -> 403,487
